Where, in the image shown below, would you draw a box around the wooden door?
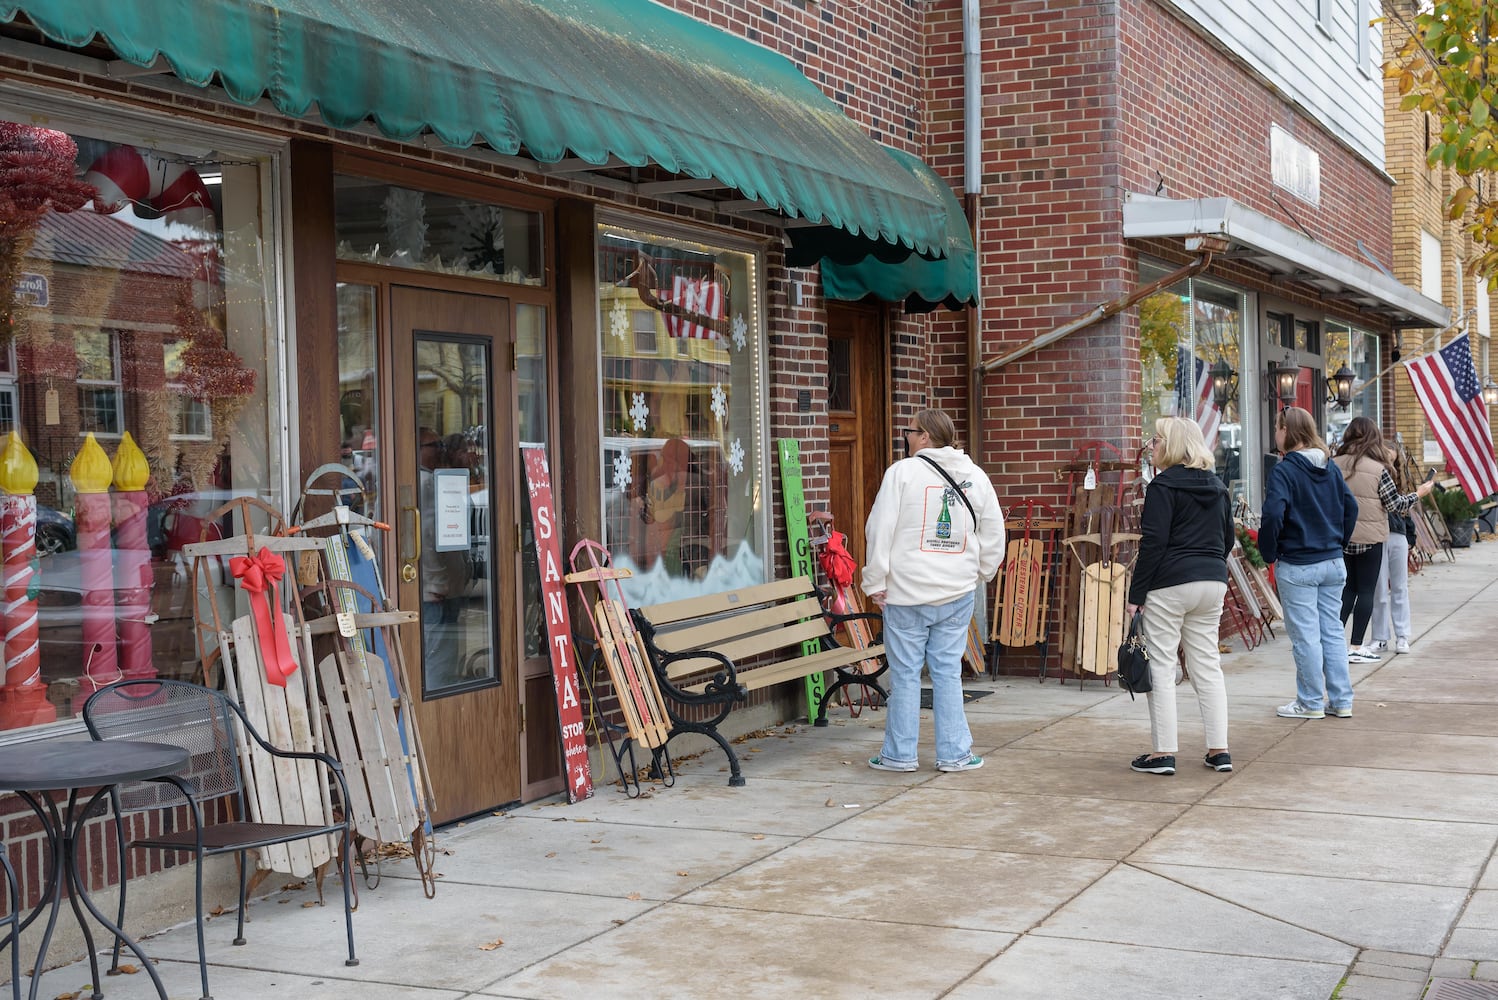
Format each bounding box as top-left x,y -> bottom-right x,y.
390,286 -> 521,822
826,305 -> 887,566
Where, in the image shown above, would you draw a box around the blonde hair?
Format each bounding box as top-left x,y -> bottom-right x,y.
913,408 -> 958,448
1275,406 -> 1328,454
1153,416 -> 1215,471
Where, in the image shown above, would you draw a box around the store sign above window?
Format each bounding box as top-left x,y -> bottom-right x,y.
1270,125 -> 1321,207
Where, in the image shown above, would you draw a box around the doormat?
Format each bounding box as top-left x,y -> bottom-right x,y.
919,688 -> 994,709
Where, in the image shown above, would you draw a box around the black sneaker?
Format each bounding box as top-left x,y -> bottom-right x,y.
1130,753 -> 1176,775
1203,752 -> 1233,772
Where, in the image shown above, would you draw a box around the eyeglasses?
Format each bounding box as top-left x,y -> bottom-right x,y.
902,427 -> 924,436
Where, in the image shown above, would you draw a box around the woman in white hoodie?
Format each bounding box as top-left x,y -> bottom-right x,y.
862,409 -> 1005,773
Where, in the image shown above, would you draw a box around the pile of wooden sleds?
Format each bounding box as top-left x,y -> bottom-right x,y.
987,441 -> 1281,687
178,467 -> 437,903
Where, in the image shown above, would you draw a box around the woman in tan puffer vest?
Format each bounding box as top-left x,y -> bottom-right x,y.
1331,417 -> 1432,663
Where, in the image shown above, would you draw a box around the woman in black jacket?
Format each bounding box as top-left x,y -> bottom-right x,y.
1126,416 -> 1237,776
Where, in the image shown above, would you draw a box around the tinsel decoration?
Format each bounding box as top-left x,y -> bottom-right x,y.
383,187 -> 427,264
0,124 -> 95,346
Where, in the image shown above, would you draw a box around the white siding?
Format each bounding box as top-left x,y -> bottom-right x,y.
1161,0 -> 1385,170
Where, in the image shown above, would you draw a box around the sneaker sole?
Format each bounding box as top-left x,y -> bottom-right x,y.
1276,709 -> 1325,719
936,762 -> 984,773
868,760 -> 917,773
1130,764 -> 1176,775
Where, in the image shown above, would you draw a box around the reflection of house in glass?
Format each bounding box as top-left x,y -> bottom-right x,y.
15,209 -> 212,510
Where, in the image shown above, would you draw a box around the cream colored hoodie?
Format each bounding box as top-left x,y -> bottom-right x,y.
861,445 -> 1006,607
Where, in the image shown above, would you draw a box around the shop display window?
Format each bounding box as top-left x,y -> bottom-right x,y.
596,223 -> 767,604
0,116 -> 281,730
1138,264 -> 1250,499
1324,322 -> 1380,445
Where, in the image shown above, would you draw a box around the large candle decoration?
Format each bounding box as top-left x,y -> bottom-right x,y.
0,432 -> 56,728
112,432 -> 156,681
70,433 -> 118,693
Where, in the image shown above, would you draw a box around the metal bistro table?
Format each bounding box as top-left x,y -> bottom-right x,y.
0,739 -> 189,1000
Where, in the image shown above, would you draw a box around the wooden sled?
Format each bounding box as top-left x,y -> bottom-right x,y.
989,500 -> 1064,680
182,498 -> 339,897
565,540 -> 674,798
1063,509 -> 1139,687
807,512 -> 884,712
292,466 -> 438,898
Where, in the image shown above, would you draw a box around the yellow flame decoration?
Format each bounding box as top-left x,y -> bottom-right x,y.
112,432 -> 150,492
69,433 -> 113,494
0,432 -> 38,495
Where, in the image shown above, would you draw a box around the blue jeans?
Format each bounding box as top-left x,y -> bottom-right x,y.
879,592 -> 975,767
1275,558 -> 1354,711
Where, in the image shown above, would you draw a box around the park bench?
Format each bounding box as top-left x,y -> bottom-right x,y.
630,575 -> 886,786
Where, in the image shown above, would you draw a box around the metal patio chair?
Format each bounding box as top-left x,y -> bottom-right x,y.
0,845 -> 18,1000
82,679 -> 357,1000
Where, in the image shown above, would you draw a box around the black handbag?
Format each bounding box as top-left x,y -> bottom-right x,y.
1116,612 -> 1152,700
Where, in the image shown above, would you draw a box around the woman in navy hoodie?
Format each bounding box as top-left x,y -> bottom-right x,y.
1258,406 -> 1359,720
1126,416 -> 1236,776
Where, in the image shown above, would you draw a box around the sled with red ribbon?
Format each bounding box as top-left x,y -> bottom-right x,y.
181,497 -> 339,887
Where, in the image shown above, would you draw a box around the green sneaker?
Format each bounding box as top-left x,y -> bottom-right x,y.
937,755 -> 984,773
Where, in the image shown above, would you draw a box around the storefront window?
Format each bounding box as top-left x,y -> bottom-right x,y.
0,116 -> 281,730
334,177 -> 544,285
336,283 -> 380,519
596,223 -> 766,604
1139,265 -> 1250,502
1324,321 -> 1379,446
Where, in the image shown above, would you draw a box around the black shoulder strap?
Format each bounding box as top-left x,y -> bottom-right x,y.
916,454 -> 977,528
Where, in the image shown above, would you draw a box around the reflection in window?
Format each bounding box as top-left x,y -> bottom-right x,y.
597,224 -> 766,604
336,284 -> 380,520
517,303 -> 550,659
1138,264 -> 1249,500
1323,321 -> 1379,446
334,177 -> 544,285
0,117 -> 278,730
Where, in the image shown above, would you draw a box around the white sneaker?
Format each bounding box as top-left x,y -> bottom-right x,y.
1348,647 -> 1382,663
1395,637 -> 1411,654
1367,640 -> 1388,653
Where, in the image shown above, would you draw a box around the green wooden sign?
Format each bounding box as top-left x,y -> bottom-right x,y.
776,438 -> 826,719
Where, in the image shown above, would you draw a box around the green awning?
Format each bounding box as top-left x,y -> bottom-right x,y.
820,149 -> 978,313
3,0 -> 950,260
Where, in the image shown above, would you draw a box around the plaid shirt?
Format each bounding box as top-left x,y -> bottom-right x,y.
1345,469 -> 1419,555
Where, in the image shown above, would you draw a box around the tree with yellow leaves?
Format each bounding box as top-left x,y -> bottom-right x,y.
1388,1 -> 1498,276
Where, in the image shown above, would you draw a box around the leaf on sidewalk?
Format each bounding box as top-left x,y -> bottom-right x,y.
478,938 -> 504,951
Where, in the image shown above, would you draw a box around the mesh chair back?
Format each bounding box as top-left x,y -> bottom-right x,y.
83,680 -> 243,814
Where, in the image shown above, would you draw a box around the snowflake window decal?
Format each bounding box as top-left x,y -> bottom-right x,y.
609,300 -> 629,341
612,451 -> 633,493
710,383 -> 727,425
730,313 -> 748,352
727,438 -> 745,476
629,392 -> 650,432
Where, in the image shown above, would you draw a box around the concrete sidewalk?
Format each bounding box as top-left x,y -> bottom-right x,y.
24,539 -> 1498,999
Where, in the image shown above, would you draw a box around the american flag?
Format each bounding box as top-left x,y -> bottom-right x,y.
664,275 -> 723,340
1405,333 -> 1498,502
1175,347 -> 1221,452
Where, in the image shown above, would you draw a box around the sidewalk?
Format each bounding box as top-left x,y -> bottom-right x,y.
24,540 -> 1498,999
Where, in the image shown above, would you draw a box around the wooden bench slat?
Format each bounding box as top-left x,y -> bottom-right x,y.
682,643 -> 886,694
638,576 -> 816,626
664,619 -> 830,679
649,596 -> 824,653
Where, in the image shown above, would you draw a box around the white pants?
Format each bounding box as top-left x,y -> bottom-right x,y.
1142,580 -> 1230,754
1371,531 -> 1411,642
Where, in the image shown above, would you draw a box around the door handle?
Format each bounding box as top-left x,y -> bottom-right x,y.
401,503 -> 421,583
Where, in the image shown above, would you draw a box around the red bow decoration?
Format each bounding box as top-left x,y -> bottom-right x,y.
818,530 -> 857,589
229,547 -> 299,687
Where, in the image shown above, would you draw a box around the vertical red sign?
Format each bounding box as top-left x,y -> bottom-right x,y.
521,446 -> 593,802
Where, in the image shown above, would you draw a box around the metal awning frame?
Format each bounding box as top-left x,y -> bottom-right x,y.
1122,195 -> 1450,329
